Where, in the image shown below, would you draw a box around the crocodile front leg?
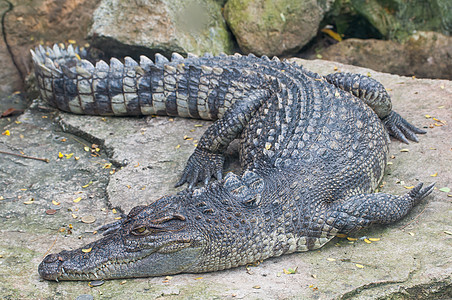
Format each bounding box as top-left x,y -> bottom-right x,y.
176,89 -> 270,188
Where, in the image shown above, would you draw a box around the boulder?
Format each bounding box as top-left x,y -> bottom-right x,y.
223,0 -> 333,56
89,0 -> 234,58
332,0 -> 452,40
1,0 -> 100,91
319,31 -> 452,80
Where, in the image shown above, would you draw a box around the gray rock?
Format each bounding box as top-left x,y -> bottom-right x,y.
89,0 -> 234,57
223,0 -> 334,56
0,60 -> 451,299
318,31 -> 452,80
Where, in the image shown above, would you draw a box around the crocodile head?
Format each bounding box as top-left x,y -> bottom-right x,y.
38,195 -> 205,280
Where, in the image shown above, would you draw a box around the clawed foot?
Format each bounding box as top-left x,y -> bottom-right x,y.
175,147 -> 224,188
383,111 -> 426,144
408,182 -> 435,204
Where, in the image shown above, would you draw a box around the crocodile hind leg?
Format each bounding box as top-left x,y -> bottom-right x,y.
176,90 -> 270,188
325,72 -> 426,143
324,183 -> 435,235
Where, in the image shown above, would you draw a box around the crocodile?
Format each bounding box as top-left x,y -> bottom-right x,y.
32,44 -> 434,281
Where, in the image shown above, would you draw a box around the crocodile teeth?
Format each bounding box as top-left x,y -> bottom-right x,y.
155,53 -> 169,64
171,52 -> 184,61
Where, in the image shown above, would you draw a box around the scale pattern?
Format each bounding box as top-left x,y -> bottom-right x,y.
32,44 -> 433,281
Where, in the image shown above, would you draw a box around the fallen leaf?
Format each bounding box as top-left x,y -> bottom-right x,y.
400,149 -> 409,152
430,172 -> 438,177
23,198 -> 34,205
439,187 -> 450,193
82,181 -> 93,188
355,264 -> 364,269
82,247 -> 92,253
336,234 -> 347,238
73,197 -> 82,203
52,200 -> 60,206
346,237 -> 357,241
1,108 -> 24,117
283,267 -> 298,274
368,238 -> 380,242
46,209 -> 57,215
404,186 -> 415,189
321,28 -> 342,42
326,258 -> 336,262
364,238 -> 371,244
2,130 -> 10,136
81,215 -> 96,224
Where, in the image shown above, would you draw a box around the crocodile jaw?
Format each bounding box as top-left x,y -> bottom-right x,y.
38,234 -> 202,281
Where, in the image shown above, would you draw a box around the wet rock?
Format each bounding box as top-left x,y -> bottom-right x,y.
319,31 -> 452,80
89,0 -> 233,58
223,0 -> 333,56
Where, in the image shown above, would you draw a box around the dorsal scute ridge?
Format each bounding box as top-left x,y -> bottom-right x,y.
124,56 -> 139,68
171,52 -> 184,61
155,53 -> 169,64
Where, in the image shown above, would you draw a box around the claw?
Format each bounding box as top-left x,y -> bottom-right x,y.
408,182 -> 435,203
383,111 -> 426,144
175,147 -> 225,188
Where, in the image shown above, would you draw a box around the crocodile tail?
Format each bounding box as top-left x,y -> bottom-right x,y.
31,44 -> 203,117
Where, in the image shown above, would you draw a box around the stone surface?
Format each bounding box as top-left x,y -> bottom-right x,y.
318,31 -> 452,80
0,60 -> 451,299
223,0 -> 333,56
89,0 -> 234,58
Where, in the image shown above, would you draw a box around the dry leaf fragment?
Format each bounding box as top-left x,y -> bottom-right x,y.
336,234 -> 347,238
364,238 -> 371,244
82,181 -> 93,188
326,258 -> 336,262
84,146 -> 90,152
355,264 -> 364,269
175,144 -> 181,149
52,200 -> 60,206
400,149 -> 409,152
73,197 -> 82,203
112,208 -> 117,214
81,215 -> 96,224
65,153 -> 74,159
430,172 -> 438,177
346,237 -> 357,241
23,198 -> 34,204
368,238 -> 380,242
58,152 -> 63,158
265,143 -> 272,150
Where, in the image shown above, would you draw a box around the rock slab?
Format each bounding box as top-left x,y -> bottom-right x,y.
0,60 -> 451,299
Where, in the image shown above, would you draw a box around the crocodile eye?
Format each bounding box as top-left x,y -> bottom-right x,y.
131,226 -> 148,236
